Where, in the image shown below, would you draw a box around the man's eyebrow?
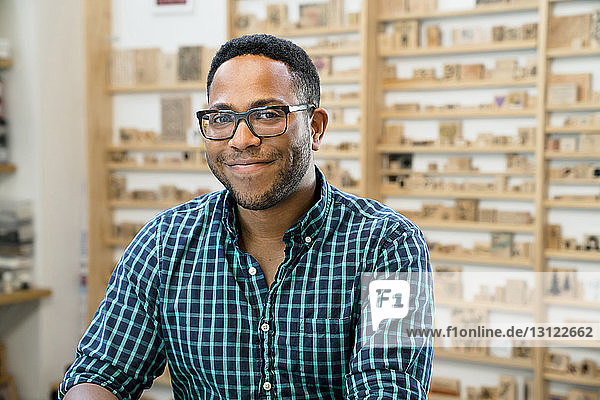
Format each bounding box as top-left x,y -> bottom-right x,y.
209,98 -> 288,111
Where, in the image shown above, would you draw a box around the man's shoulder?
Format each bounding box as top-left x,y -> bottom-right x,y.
329,186 -> 421,238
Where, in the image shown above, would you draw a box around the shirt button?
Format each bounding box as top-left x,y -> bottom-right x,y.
260,323 -> 270,332
304,236 -> 312,243
248,266 -> 257,276
263,381 -> 272,391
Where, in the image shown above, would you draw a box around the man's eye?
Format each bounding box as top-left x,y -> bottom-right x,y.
255,110 -> 284,120
212,114 -> 234,124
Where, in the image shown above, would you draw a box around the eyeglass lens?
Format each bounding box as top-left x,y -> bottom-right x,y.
201,108 -> 287,139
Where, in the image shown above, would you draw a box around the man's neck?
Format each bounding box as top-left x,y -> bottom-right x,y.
236,169 -> 319,245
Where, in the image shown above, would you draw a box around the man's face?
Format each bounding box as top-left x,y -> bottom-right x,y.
204,55 -> 314,210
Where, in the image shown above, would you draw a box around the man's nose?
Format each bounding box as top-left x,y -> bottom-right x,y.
228,119 -> 261,150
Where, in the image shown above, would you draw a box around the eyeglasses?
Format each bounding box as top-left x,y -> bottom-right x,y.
196,104 -> 313,141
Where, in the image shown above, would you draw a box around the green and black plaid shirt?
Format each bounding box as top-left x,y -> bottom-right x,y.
59,166 -> 433,399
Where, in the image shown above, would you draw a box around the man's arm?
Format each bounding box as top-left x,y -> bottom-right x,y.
58,218 -> 167,399
63,383 -> 118,400
344,223 -> 434,399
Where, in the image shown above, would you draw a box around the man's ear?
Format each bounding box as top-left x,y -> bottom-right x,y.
310,107 -> 328,151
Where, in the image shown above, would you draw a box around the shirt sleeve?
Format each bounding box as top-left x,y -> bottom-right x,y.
58,218 -> 166,400
344,223 -> 434,399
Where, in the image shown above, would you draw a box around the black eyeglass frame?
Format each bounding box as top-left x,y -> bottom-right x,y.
195,104 -> 314,141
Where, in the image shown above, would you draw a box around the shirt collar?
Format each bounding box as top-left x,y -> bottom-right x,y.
222,165 -> 331,245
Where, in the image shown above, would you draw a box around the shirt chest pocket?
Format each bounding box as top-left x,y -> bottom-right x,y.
276,316 -> 354,394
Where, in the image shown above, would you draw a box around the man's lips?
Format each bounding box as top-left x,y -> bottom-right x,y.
225,160 -> 275,173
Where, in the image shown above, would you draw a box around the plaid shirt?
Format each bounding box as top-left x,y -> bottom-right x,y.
59,166 -> 433,399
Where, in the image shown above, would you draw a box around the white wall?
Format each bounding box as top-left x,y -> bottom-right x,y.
0,0 -> 85,398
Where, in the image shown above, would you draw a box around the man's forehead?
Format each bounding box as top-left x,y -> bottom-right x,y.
209,54 -> 297,108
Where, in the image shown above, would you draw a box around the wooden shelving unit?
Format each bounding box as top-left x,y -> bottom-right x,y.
382,77 -> 537,91
107,82 -> 205,94
414,220 -> 536,233
0,289 -> 52,307
0,164 -> 16,174
236,24 -> 360,38
379,2 -> 539,21
429,252 -> 533,268
434,349 -> 534,370
0,59 -> 12,69
380,108 -> 537,119
377,145 -> 536,153
437,298 -> 536,314
380,41 -> 537,57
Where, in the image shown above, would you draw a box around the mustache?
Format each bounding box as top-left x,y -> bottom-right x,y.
216,149 -> 283,164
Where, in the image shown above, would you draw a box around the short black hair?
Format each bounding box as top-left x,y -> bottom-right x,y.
207,34 -> 320,107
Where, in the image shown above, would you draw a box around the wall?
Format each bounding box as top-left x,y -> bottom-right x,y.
0,0 -> 85,398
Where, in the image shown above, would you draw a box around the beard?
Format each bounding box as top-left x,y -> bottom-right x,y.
206,131 -> 313,211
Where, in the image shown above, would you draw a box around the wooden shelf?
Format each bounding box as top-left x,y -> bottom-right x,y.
380,41 -> 537,57
382,169 -> 534,177
327,124 -> 360,131
414,220 -> 536,233
105,237 -> 129,247
379,2 -> 538,22
429,252 -> 533,268
0,59 -> 12,69
547,47 -> 600,58
321,99 -> 361,108
107,144 -> 204,152
107,163 -> 210,172
546,103 -> 600,112
545,152 -> 600,160
107,82 -> 205,94
437,298 -> 535,314
382,187 -> 536,201
320,75 -> 361,84
545,126 -> 600,134
549,178 -> 600,185
544,296 -> 600,310
544,372 -> 600,387
545,250 -> 600,262
0,163 -> 16,173
434,349 -> 534,369
381,108 -> 536,120
306,46 -> 360,56
383,77 -> 537,91
0,288 -> 52,307
108,200 -> 185,209
377,145 -> 535,154
545,200 -> 600,209
314,150 -> 360,159
236,25 -> 360,38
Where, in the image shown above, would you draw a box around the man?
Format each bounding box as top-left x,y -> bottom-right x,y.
59,34 -> 433,399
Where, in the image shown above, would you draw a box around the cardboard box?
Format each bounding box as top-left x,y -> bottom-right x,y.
158,52 -> 177,85
109,49 -> 135,87
491,232 -> 513,258
460,64 -> 485,80
393,20 -> 420,49
550,74 -> 592,103
548,14 -> 592,49
455,199 -> 478,221
426,25 -> 442,47
439,121 -> 462,145
135,48 -> 160,85
266,4 -> 288,31
299,3 -> 329,28
177,46 -> 203,82
161,96 -> 191,142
